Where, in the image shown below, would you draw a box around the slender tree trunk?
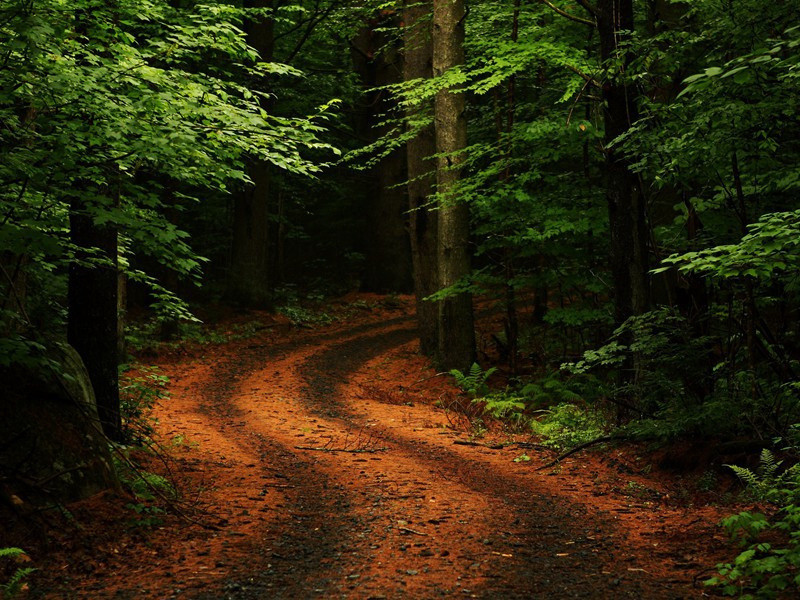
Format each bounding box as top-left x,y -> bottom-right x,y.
404,0 -> 439,356
432,0 -> 475,371
68,198 -> 121,442
226,0 -> 275,307
502,0 -> 521,374
597,0 -> 648,417
597,0 -> 649,326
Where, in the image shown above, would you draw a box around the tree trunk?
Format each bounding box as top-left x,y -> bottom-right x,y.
597,0 -> 649,417
403,0 -> 439,356
68,200 -> 121,442
226,0 -> 275,307
227,163 -> 272,307
597,0 -> 649,325
432,0 -> 475,371
351,12 -> 413,293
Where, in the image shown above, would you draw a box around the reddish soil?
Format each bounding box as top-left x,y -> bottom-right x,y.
24,294 -> 745,598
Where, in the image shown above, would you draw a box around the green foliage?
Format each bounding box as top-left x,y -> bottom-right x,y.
0,0 -> 336,368
566,308 -> 716,420
113,454 -> 174,504
658,210 -> 800,285
460,369 -> 608,444
530,403 -> 606,451
450,363 -> 497,399
276,304 -> 334,328
727,450 -> 800,504
119,366 -> 170,443
479,393 -> 527,425
0,548 -> 35,599
707,450 -> 800,598
124,502 -> 167,529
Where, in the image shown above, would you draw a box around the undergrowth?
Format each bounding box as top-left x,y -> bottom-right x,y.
276,304 -> 334,327
126,318 -> 263,353
706,449 -> 800,598
0,548 -> 35,599
449,364 -> 609,450
119,365 -> 170,444
117,365 -> 177,529
112,453 -> 174,529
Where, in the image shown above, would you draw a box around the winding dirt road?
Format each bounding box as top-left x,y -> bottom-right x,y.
42,297 -> 731,598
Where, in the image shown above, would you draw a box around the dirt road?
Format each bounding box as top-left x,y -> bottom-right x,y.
39,297 -> 730,598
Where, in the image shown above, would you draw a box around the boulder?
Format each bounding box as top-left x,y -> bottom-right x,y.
0,343 -> 118,507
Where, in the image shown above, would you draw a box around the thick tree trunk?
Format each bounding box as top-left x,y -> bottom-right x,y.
403,0 -> 439,357
68,201 -> 121,442
432,0 -> 475,371
597,0 -> 649,325
226,0 -> 275,307
351,14 -> 413,293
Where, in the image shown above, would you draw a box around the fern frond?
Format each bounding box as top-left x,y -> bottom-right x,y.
3,567 -> 36,596
727,464 -> 759,488
759,448 -> 781,480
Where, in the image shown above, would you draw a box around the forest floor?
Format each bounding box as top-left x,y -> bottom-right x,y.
27,293 -> 749,599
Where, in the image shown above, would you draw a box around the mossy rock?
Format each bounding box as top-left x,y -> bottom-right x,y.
0,344 -> 118,506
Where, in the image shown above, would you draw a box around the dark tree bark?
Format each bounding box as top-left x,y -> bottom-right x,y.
67,7 -> 121,442
403,0 -> 439,356
226,0 -> 276,308
68,200 -> 121,442
227,163 -> 273,307
351,12 -> 413,293
597,0 -> 649,325
432,0 -> 475,371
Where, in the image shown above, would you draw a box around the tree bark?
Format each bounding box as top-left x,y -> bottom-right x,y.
432,0 -> 475,371
597,0 -> 649,325
351,12 -> 413,293
403,0 -> 439,356
68,199 -> 121,442
226,0 -> 275,308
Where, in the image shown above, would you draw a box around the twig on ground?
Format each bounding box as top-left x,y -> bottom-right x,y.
398,526 -> 429,536
453,440 -> 549,450
513,442 -> 550,450
294,446 -> 388,453
409,372 -> 450,388
453,440 -> 506,450
535,436 -> 617,471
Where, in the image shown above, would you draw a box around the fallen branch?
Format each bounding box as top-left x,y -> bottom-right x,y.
453,440 -> 505,449
535,436 -> 617,471
513,441 -> 550,450
454,440 -> 549,451
294,446 -> 388,453
398,526 -> 428,536
410,372 -> 450,388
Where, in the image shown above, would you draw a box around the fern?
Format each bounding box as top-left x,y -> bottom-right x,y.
726,449 -> 800,503
709,446 -> 800,597
759,449 -> 779,480
480,393 -> 527,423
1,548 -> 35,598
727,464 -> 759,489
450,363 -> 497,399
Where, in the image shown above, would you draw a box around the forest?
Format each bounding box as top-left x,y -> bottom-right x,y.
1,0 -> 799,597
